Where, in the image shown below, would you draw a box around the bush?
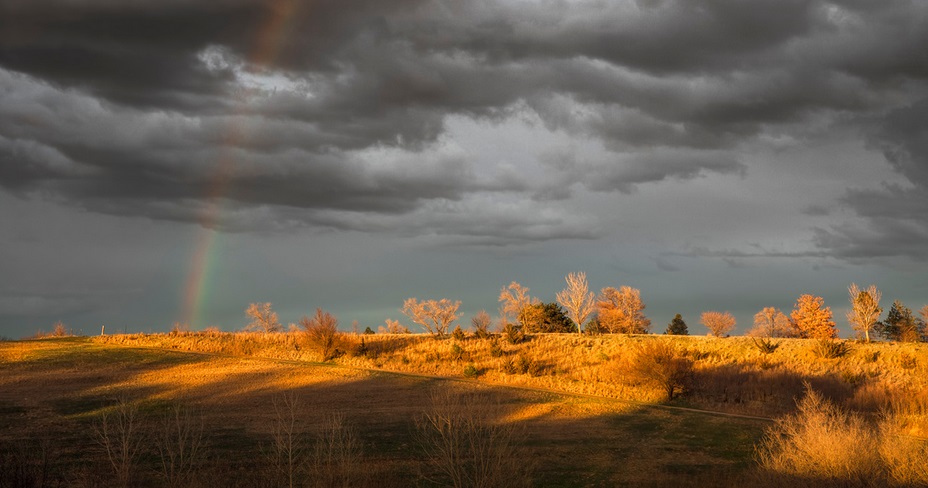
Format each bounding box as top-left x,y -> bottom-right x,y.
811,339 -> 850,359
752,338 -> 779,355
415,388 -> 530,488
756,386 -> 881,485
463,364 -> 479,379
502,322 -> 525,345
452,325 -> 466,341
626,341 -> 694,401
300,308 -> 343,361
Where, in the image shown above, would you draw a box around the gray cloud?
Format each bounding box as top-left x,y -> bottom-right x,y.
1,0 -> 927,252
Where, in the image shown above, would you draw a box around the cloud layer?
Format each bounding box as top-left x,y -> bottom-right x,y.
1,0 -> 927,253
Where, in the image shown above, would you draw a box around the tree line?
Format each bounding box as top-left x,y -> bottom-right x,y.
242,274 -> 928,343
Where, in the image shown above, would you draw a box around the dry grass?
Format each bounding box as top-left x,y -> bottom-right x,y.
756,385 -> 928,487
95,332 -> 928,418
0,337 -> 774,487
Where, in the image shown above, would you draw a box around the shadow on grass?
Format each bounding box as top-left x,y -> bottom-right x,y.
0,339 -> 900,488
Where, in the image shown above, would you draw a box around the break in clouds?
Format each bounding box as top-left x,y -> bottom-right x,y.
1,0 -> 927,257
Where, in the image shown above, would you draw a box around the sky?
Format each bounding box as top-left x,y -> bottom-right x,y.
1,0 -> 927,338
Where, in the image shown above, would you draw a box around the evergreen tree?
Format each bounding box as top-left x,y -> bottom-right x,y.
522,302 -> 576,333
665,314 -> 688,335
878,300 -> 919,342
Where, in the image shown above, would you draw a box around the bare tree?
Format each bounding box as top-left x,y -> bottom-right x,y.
847,283 -> 882,342
749,307 -> 796,338
556,272 -> 595,335
382,319 -> 410,334
402,298 -> 461,338
415,388 -> 529,488
268,392 -> 304,488
300,308 -> 342,361
311,412 -> 365,488
700,311 -> 736,337
497,282 -> 539,328
156,402 -> 205,488
596,286 -> 651,334
93,396 -> 145,488
471,310 -> 492,338
244,302 -> 282,333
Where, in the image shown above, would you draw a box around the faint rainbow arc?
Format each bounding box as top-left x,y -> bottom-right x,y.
180,0 -> 300,328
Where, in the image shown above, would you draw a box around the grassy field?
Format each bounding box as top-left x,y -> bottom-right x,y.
2,334 -> 926,487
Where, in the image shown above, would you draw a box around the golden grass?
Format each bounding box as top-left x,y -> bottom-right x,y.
95,332 -> 928,418
0,338 -> 771,487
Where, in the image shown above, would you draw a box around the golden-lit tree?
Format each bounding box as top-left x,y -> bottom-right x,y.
701,311 -> 736,337
749,307 -> 795,338
300,308 -> 342,361
596,286 -> 651,334
846,283 -> 882,342
402,298 -> 461,337
498,281 -> 540,327
556,272 -> 595,335
791,294 -> 837,339
244,302 -> 282,333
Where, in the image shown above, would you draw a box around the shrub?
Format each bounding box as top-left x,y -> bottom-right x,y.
756,386 -> 881,485
463,364 -> 479,379
300,308 -> 343,361
626,340 -> 694,400
752,338 -> 779,355
471,311 -> 492,339
502,322 -> 525,345
415,388 -> 530,488
450,343 -> 465,361
452,325 -> 466,342
811,339 -> 850,359
489,340 -> 504,358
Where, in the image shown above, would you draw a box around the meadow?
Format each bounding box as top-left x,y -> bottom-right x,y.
1,332 -> 926,487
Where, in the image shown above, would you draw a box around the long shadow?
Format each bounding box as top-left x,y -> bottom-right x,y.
0,339 -> 900,488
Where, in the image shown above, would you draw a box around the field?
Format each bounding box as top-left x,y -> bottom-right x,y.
1,334 -> 926,487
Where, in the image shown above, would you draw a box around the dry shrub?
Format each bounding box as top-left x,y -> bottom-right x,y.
810,339 -> 850,359
156,402 -> 206,488
879,421 -> 928,486
0,438 -> 59,487
756,386 -> 882,486
301,309 -> 343,361
415,388 -> 530,488
625,340 -> 693,400
93,396 -> 146,488
310,412 -> 365,488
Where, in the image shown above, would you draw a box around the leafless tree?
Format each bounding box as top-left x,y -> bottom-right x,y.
497,282 -> 539,328
596,286 -> 651,334
300,308 -> 342,361
749,307 -> 796,338
311,413 -> 365,488
402,298 -> 461,338
156,402 -> 205,488
268,392 -> 304,488
382,319 -> 410,334
700,311 -> 736,337
556,272 -> 595,335
847,283 -> 882,342
245,302 -> 282,333
471,310 -> 492,338
93,396 -> 145,488
415,388 -> 529,488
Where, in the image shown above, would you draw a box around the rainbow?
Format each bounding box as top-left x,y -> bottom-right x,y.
180,0 -> 300,328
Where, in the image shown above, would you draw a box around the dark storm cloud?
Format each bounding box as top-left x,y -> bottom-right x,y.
1,0 -> 927,248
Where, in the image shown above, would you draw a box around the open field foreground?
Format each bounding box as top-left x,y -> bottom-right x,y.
1,335 -> 927,487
